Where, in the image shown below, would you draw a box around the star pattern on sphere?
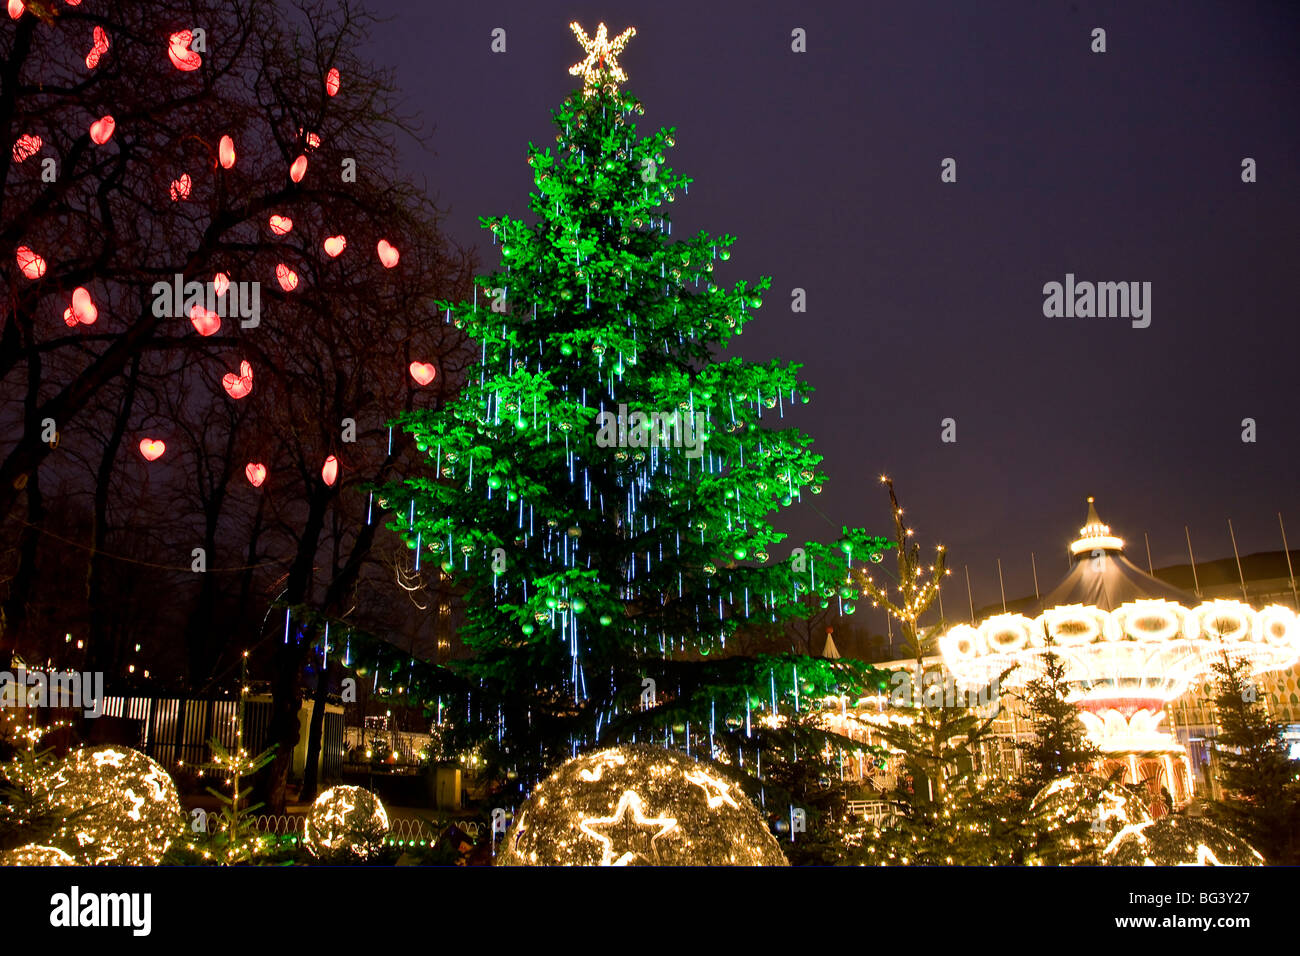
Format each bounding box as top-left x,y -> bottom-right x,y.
568,21 -> 636,95
683,769 -> 739,810
579,789 -> 678,866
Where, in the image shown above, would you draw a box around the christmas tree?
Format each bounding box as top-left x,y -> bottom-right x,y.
1015,632 -> 1102,793
383,22 -> 886,785
851,478 -> 1021,864
1208,652 -> 1300,864
1011,631 -> 1107,864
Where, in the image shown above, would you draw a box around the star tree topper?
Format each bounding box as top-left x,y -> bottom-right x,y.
568,20 -> 636,95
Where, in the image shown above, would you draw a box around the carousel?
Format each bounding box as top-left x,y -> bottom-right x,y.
938,498 -> 1300,808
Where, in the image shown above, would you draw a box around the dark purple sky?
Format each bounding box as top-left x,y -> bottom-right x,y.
359,1 -> 1300,611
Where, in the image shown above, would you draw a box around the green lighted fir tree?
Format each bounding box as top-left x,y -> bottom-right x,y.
383,23 -> 887,786
1207,652 -> 1300,864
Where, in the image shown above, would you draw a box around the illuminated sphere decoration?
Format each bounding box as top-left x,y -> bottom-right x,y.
0,845 -> 79,867
497,744 -> 788,866
1103,816 -> 1264,866
302,786 -> 390,860
1029,773 -> 1151,848
46,746 -> 182,865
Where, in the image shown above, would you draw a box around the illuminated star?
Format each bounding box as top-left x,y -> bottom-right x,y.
580,790 -> 678,865
683,769 -> 739,810
568,21 -> 636,95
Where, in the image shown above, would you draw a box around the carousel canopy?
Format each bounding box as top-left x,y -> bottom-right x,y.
1039,498 -> 1194,612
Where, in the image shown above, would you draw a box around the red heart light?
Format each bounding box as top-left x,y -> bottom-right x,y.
89,115 -> 115,145
409,362 -> 437,386
377,239 -> 399,269
324,68 -> 341,96
7,0 -> 23,20
276,263 -> 298,292
221,360 -> 253,399
16,246 -> 45,279
189,304 -> 220,336
85,25 -> 109,69
212,272 -> 230,298
218,134 -> 236,169
323,235 -> 347,257
168,31 -> 202,71
62,287 -> 98,326
289,154 -> 307,183
138,439 -> 165,461
12,134 -> 41,162
245,462 -> 267,487
321,455 -> 339,486
170,173 -> 192,201
268,214 -> 293,236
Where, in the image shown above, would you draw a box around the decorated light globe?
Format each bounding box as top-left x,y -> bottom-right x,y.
46,745 -> 182,865
302,785 -> 390,860
0,844 -> 79,866
1102,816 -> 1264,866
1029,773 -> 1152,852
497,744 -> 788,866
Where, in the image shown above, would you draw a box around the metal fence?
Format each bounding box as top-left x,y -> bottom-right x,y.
100,695 -> 342,780
249,813 -> 484,846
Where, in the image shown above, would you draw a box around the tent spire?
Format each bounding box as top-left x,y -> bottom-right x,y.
1070,496 -> 1125,556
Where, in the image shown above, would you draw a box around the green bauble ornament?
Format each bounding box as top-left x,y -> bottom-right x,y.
844,602 -> 856,614
522,624 -> 534,636
599,615 -> 613,626
487,475 -> 502,490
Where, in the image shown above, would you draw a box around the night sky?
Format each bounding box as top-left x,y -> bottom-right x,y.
358,1 -> 1299,610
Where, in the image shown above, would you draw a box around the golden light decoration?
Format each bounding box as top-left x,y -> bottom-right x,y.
568,21 -> 636,95
45,746 -> 183,865
1102,816 -> 1264,866
0,845 -> 78,866
497,744 -> 787,866
302,786 -> 390,860
1029,773 -> 1151,848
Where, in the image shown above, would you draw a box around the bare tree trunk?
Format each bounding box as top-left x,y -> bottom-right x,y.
299,658 -> 340,803
87,361 -> 139,677
257,484 -> 332,812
